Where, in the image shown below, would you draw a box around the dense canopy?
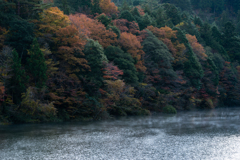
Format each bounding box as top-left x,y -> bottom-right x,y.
1,0 -> 240,123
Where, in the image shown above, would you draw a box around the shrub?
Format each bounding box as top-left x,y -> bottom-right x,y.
162,105 -> 177,114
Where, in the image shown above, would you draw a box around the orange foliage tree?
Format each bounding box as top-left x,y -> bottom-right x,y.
55,25 -> 90,77
186,34 -> 207,61
119,32 -> 146,72
99,0 -> 118,16
69,14 -> 117,48
35,7 -> 92,118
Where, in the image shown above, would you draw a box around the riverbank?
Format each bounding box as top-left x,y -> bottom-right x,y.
1,105 -> 236,125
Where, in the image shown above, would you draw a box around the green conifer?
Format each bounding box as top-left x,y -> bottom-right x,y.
10,49 -> 29,104
27,38 -> 47,88
174,27 -> 204,89
92,0 -> 102,14
84,39 -> 108,92
104,46 -> 138,84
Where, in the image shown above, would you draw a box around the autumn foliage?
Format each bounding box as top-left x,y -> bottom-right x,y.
38,7 -> 70,34
135,6 -> 145,16
119,32 -> 146,72
99,0 -> 118,16
186,34 -> 207,61
113,19 -> 141,35
69,14 -> 117,48
103,62 -> 123,80
55,25 -> 90,75
147,26 -> 186,67
1,0 -> 240,123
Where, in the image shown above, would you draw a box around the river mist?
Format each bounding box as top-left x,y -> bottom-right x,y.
1,107 -> 240,160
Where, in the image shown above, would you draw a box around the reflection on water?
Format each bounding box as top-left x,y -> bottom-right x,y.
1,108 -> 240,160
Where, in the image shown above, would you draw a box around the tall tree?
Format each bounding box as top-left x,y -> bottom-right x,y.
222,22 -> 240,61
83,39 -> 108,93
10,49 -> 28,104
6,19 -> 34,61
142,30 -> 176,88
119,32 -> 146,72
27,38 -> 47,88
162,3 -> 182,26
174,27 -> 204,89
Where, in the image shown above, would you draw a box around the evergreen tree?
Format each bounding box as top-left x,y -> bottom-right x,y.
131,7 -> 141,17
6,19 -> 34,61
211,26 -> 222,42
0,0 -> 18,27
119,10 -> 136,22
174,27 -> 204,89
67,0 -> 92,12
142,30 -> 176,88
62,0 -> 70,15
237,10 -> 240,23
27,38 -> 47,88
222,22 -> 240,61
220,10 -> 229,28
200,22 -> 212,46
199,0 -> 212,10
153,6 -> 167,28
139,13 -> 152,30
107,25 -> 121,38
104,46 -> 139,84
121,0 -> 131,11
84,39 -> 108,93
194,16 -> 203,27
212,0 -> 224,15
162,3 -> 182,26
226,0 -> 240,13
97,14 -> 112,27
92,0 -> 102,14
162,0 -> 192,12
10,49 -> 28,104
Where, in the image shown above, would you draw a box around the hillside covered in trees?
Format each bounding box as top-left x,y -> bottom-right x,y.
0,0 -> 240,123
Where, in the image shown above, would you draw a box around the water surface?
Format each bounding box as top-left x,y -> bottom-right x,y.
1,108 -> 240,160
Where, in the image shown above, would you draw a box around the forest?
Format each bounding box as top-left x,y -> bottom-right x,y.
0,0 -> 240,123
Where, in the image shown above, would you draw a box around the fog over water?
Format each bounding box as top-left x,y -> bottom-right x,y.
1,107 -> 240,160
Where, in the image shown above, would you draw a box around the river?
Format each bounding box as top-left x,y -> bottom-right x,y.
1,107 -> 240,160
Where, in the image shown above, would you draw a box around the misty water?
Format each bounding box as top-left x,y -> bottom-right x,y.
1,108 -> 240,160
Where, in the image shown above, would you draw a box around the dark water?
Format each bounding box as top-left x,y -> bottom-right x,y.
1,108 -> 240,160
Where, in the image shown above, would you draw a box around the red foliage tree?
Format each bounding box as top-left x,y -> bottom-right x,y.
113,19 -> 141,35
102,62 -> 123,80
